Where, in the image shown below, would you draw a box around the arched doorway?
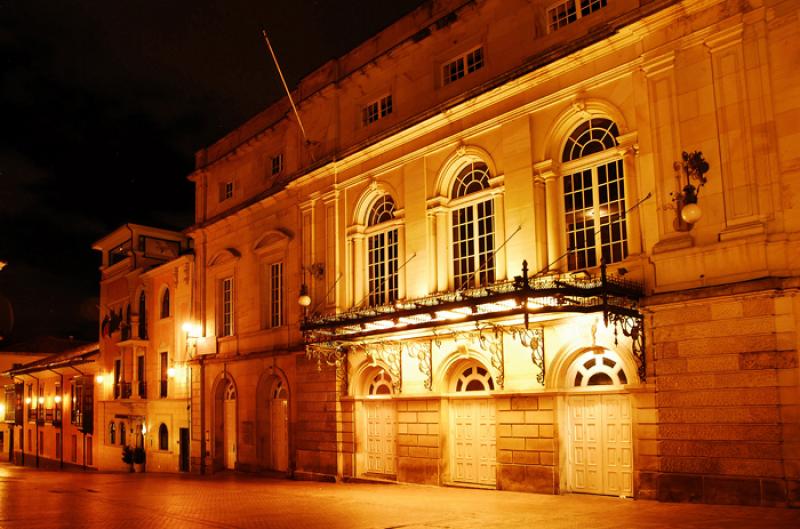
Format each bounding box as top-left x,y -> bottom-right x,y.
215,379 -> 237,471
449,361 -> 496,486
565,349 -> 633,496
362,369 -> 396,476
256,374 -> 290,472
269,379 -> 289,472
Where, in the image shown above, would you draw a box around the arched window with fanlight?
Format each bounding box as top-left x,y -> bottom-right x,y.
562,118 -> 627,271
158,423 -> 169,451
451,161 -> 495,289
366,195 -> 399,307
453,362 -> 495,392
138,291 -> 148,339
160,288 -> 170,319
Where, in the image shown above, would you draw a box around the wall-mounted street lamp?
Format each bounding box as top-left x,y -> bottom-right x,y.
182,322 -> 202,357
673,150 -> 710,226
95,373 -> 105,384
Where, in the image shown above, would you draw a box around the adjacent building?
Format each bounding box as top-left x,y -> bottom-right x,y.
91,224 -> 194,472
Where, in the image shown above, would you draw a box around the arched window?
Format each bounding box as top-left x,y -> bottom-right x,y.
562,118 -> 627,270
119,422 -> 126,446
109,422 -> 116,445
160,288 -> 170,319
451,162 -> 495,289
367,195 -> 398,306
368,371 -> 394,396
572,351 -> 629,387
454,363 -> 495,392
158,423 -> 169,451
138,291 -> 147,339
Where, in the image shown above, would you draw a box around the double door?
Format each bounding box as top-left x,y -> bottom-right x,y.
451,399 -> 496,486
567,394 -> 633,496
365,399 -> 396,475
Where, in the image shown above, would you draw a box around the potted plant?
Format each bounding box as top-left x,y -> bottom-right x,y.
121,445 -> 134,472
133,446 -> 146,473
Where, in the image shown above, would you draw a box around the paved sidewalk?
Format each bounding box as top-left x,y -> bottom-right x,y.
0,463 -> 797,529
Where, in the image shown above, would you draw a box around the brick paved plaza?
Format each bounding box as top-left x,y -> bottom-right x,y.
0,463 -> 798,529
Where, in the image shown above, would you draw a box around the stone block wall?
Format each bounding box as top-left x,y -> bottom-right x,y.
495,395 -> 557,493
396,399 -> 440,485
651,292 -> 799,506
294,355 -> 339,478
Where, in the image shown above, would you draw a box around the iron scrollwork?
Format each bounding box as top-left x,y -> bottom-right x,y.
606,312 -> 646,382
407,340 -> 433,391
367,342 -> 403,394
479,329 -> 504,389
512,328 -> 545,386
305,343 -> 348,395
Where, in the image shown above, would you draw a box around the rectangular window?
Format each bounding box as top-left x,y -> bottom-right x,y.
113,359 -> 121,399
547,0 -> 606,33
271,154 -> 283,176
442,47 -> 484,86
26,384 -> 33,422
362,94 -> 393,126
452,199 -> 495,290
160,352 -> 168,398
220,181 -> 234,201
71,434 -> 78,463
54,382 -> 62,425
221,277 -> 234,336
564,159 -> 627,270
270,262 -> 284,328
87,436 -> 93,466
37,385 -> 44,424
137,355 -> 146,398
368,228 -> 399,307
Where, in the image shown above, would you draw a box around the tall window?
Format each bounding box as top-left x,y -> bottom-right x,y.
562,118 -> 627,271
451,162 -> 495,290
443,47 -> 484,85
109,422 -> 116,445
271,154 -> 283,176
160,352 -> 168,398
138,291 -> 147,339
270,262 -> 284,328
137,355 -> 146,398
54,382 -> 62,424
221,277 -> 233,336
158,423 -> 169,451
367,195 -> 399,306
547,0 -> 607,32
160,288 -> 170,319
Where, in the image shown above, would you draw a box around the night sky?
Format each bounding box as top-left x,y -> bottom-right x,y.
0,0 -> 427,344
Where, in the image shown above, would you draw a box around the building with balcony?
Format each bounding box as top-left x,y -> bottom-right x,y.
3,339 -> 98,469
185,0 -> 800,506
92,224 -> 194,472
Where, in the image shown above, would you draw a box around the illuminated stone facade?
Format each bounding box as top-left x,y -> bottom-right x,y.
184,0 -> 800,506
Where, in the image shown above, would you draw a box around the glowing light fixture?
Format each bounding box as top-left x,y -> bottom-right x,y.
673,150 -> 710,226
95,374 -> 105,384
298,284 -> 312,307
167,367 -> 177,378
54,395 -> 62,404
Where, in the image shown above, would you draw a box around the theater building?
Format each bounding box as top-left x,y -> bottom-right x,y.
185,0 -> 800,505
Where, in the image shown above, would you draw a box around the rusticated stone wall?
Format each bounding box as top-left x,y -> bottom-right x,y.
650,291 -> 799,507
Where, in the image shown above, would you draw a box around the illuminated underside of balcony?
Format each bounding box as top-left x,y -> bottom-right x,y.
302,261 -> 643,343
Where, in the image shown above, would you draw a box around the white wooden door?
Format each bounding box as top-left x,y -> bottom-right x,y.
224,399 -> 236,470
270,397 -> 289,472
365,399 -> 396,475
603,395 -> 633,495
452,399 -> 496,486
568,394 -> 633,496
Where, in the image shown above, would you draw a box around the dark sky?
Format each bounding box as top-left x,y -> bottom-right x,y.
0,0 -> 427,344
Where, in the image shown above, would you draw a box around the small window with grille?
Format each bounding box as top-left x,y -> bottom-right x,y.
362,94 -> 393,126
442,47 -> 484,86
547,0 -> 607,33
